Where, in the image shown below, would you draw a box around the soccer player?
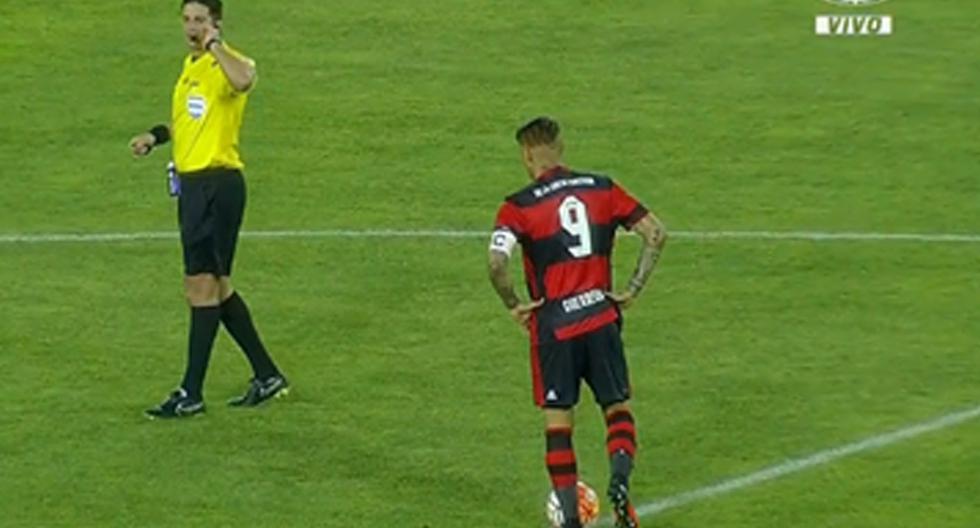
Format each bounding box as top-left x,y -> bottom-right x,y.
129,0 -> 287,419
488,117 -> 667,528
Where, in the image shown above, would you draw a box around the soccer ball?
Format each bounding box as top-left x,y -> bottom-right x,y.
545,481 -> 600,527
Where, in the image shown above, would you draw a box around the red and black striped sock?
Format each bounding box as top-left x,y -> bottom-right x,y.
605,409 -> 637,483
546,427 -> 579,522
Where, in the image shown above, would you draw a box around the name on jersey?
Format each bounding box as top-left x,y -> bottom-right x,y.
532,177 -> 596,199
562,289 -> 606,314
187,95 -> 207,119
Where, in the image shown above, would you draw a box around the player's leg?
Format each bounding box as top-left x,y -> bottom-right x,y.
537,339 -> 585,528
603,401 -> 639,527
545,408 -> 582,528
211,170 -> 288,407
583,324 -> 639,527
146,175 -> 222,419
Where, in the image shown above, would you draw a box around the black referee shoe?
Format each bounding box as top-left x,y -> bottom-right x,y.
228,375 -> 289,407
145,388 -> 205,419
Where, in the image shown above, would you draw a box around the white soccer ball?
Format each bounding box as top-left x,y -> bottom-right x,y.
545,481 -> 600,527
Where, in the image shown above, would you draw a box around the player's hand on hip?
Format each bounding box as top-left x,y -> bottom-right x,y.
129,133 -> 155,157
606,290 -> 636,310
510,298 -> 545,330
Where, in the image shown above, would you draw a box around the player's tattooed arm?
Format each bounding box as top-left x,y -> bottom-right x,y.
627,213 -> 668,295
609,213 -> 667,308
488,250 -> 521,309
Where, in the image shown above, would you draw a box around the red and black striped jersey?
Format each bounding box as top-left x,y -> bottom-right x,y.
491,166 -> 648,345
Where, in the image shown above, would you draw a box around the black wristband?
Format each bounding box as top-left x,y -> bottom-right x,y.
149,125 -> 170,146
205,38 -> 221,52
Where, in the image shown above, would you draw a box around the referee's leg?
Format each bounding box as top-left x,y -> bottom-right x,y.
145,176 -> 223,419
180,271 -> 223,399
213,170 -> 287,407
144,272 -> 221,419
176,176 -> 225,404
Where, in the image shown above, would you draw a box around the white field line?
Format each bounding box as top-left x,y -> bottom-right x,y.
3,225 -> 977,517
2,228 -> 980,244
597,404 -> 980,525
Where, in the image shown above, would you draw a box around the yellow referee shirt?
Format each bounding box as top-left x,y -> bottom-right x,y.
171,45 -> 254,173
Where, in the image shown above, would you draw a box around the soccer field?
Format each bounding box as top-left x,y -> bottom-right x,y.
1,1 -> 978,527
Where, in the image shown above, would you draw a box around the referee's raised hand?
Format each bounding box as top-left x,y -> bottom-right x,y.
201,20 -> 221,51
129,132 -> 155,157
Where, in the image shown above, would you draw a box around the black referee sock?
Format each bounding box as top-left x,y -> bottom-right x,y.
180,306 -> 222,400
220,292 -> 279,380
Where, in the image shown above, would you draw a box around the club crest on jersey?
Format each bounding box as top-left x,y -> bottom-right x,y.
187,95 -> 207,119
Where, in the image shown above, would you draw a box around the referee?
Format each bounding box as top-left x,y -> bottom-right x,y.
130,0 -> 287,418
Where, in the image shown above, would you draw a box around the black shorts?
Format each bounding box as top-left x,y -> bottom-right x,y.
531,322 -> 631,409
177,168 -> 246,276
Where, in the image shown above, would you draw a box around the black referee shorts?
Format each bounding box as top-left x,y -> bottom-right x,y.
532,322 -> 632,409
177,167 -> 246,277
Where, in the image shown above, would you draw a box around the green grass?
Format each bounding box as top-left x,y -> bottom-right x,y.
1,1 -> 979,526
